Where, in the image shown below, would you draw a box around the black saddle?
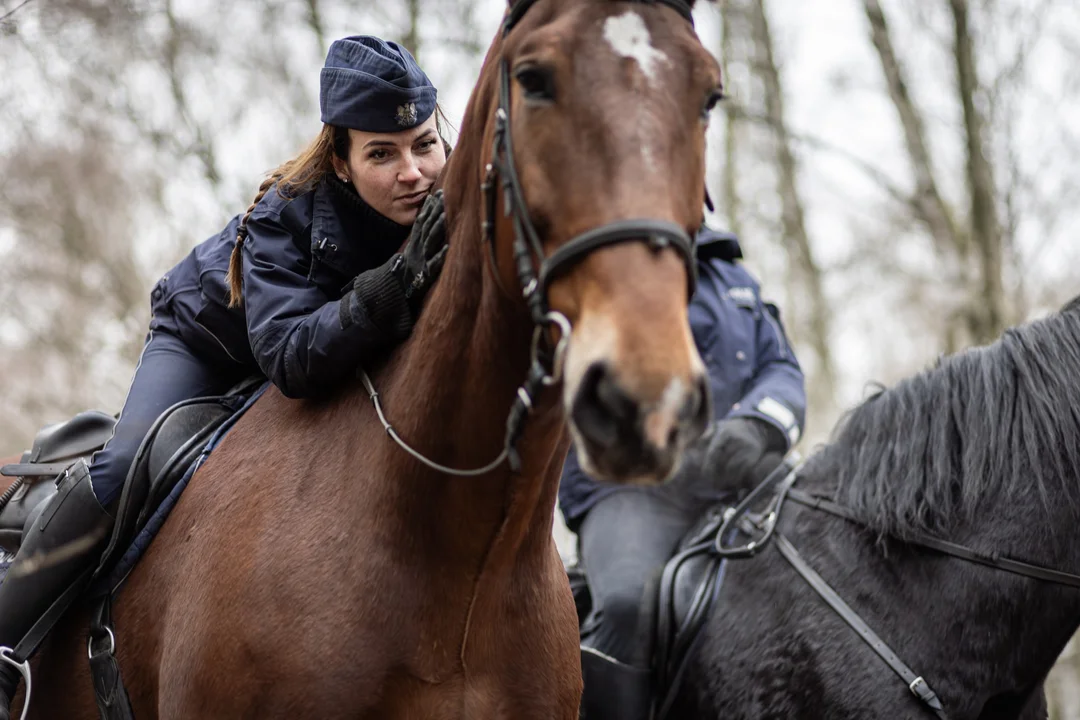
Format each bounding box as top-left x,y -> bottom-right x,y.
0,377 -> 261,574
0,410 -> 117,553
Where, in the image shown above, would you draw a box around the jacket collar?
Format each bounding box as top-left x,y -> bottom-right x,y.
696,227 -> 743,263
310,174 -> 412,269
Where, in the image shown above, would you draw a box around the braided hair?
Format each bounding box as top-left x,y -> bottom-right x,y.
225,124 -> 351,307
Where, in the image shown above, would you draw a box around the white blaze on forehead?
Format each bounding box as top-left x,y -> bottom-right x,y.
602,11 -> 669,84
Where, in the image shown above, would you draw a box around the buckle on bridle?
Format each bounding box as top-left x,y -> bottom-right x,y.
530,311 -> 572,386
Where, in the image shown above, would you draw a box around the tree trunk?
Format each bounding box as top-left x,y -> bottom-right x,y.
748,0 -> 836,415
403,0 -> 422,60
949,0 -> 1005,343
862,0 -> 960,259
719,0 -> 744,239
305,0 -> 327,56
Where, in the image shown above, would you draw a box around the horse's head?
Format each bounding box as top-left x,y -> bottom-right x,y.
482,0 -> 720,483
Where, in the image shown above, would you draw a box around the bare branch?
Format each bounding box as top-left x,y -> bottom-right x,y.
304,0 -> 326,56
0,0 -> 34,25
949,0 -> 1005,342
748,0 -> 836,408
862,0 -> 961,257
719,0 -> 744,239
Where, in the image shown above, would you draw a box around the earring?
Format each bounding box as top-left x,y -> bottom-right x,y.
340,175 -> 350,184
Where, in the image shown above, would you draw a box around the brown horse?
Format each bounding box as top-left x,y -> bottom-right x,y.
22,1 -> 721,717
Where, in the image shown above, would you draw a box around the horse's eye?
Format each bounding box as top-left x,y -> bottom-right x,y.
702,88 -> 725,119
515,65 -> 556,102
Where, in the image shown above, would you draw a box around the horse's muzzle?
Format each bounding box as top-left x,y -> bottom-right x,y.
569,361 -> 711,483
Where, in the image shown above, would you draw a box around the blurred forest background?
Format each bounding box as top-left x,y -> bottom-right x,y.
1,0 -> 1079,713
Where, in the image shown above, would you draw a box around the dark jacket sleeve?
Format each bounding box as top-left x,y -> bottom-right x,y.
241,209 -> 393,399
725,296 -> 807,448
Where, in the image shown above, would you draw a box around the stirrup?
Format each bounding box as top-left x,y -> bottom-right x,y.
0,647 -> 30,720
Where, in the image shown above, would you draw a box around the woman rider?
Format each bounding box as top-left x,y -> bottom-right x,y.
0,36 -> 449,717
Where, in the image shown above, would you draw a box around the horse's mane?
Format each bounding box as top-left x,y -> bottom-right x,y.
802,295 -> 1080,540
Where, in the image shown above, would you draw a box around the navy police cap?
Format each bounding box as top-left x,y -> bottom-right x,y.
320,36 -> 437,133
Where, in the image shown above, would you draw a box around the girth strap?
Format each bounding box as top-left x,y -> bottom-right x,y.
773,532 -> 950,720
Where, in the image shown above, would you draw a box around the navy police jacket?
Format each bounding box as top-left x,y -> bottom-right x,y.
151,176 -> 409,398
557,228 -> 807,531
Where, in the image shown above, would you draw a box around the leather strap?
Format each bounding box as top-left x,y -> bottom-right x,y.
1,464 -> 70,478
786,490 -> 1080,589
89,595 -> 134,720
537,219 -> 694,302
10,567 -> 95,662
713,458 -> 800,558
774,532 -> 950,719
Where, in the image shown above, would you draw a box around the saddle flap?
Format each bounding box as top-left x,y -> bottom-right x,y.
95,396 -> 241,581
146,402 -> 233,486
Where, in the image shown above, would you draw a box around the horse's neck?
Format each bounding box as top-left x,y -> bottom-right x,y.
796,502 -> 1080,710
372,219 -> 567,567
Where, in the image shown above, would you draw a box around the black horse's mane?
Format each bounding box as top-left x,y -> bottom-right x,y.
803,296 -> 1080,540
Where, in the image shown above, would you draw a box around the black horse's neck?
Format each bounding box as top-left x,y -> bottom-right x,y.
675,305 -> 1080,718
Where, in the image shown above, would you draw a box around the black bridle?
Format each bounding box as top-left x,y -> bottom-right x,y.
363,0 -> 701,474
712,459 -> 1080,720
485,0 -> 699,325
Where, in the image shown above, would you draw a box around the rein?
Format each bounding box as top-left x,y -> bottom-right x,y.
714,464 -> 1080,720
365,0 -> 698,476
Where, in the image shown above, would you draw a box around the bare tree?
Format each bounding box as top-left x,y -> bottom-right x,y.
745,0 -> 838,425
859,0 -> 1016,348
718,0 -> 745,241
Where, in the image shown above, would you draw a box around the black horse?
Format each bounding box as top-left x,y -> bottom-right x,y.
668,296 -> 1080,719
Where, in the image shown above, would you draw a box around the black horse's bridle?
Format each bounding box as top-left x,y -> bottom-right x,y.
363,0 -> 701,475
712,459 -> 1080,720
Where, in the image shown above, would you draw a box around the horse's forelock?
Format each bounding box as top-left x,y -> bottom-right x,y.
806,307 -> 1080,541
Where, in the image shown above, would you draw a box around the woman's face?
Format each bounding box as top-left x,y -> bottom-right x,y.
335,114 -> 447,225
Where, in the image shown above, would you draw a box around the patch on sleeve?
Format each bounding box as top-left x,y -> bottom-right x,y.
727,286 -> 757,309
757,396 -> 796,431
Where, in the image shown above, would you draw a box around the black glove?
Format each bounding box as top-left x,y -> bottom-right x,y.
340,190 -> 448,341
699,418 -> 787,496
399,189 -> 448,314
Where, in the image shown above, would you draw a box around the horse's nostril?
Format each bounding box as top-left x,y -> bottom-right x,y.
572,362 -> 637,452
687,374 -> 713,436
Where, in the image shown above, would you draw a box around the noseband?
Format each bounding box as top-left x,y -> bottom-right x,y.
363,0 -> 701,475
